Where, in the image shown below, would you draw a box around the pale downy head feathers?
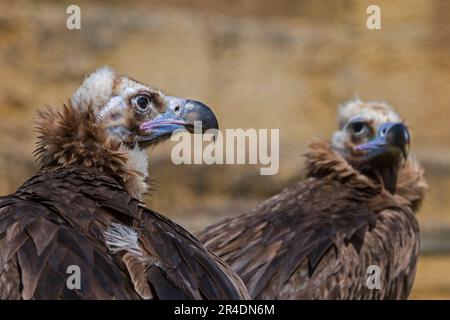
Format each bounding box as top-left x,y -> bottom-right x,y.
332,98 -> 403,150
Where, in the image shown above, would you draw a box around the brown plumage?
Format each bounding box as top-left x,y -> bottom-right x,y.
0,67 -> 249,300
198,99 -> 427,299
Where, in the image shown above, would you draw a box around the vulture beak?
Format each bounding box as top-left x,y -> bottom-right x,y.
354,122 -> 410,162
354,122 -> 410,193
138,97 -> 219,145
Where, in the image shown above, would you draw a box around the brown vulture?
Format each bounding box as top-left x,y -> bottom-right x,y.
0,67 -> 249,300
198,99 -> 427,299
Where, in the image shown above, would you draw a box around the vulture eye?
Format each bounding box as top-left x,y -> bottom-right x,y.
133,95 -> 151,113
348,121 -> 369,138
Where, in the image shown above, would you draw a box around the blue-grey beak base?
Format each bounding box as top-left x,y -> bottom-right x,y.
138,99 -> 218,145
355,122 -> 410,161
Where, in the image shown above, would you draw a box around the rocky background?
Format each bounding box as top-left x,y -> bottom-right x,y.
1,0 -> 449,298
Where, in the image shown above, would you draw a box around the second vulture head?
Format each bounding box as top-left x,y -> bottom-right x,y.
331,99 -> 410,193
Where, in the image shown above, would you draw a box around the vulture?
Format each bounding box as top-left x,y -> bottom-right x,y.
0,67 -> 249,300
198,99 -> 427,299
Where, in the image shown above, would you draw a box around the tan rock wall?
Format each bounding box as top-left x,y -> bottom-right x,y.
0,0 -> 449,298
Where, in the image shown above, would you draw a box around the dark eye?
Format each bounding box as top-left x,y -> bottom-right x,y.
133,95 -> 151,112
348,121 -> 369,137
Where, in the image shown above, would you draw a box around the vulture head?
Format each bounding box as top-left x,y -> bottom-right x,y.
331,99 -> 410,193
71,66 -> 218,147
35,67 -> 218,198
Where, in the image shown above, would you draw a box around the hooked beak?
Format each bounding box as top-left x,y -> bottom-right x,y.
138,97 -> 219,145
354,122 -> 410,193
354,122 -> 410,162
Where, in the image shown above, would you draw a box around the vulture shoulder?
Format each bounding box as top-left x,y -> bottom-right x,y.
0,167 -> 248,300
133,208 -> 250,299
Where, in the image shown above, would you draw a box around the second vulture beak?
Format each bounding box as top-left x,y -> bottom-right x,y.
139,96 -> 219,144
355,122 -> 410,164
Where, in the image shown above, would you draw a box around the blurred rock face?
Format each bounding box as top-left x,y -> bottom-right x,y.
1,0 -> 450,299
0,0 -> 449,231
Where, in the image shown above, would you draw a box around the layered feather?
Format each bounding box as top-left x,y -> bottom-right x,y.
0,167 -> 249,299
198,139 -> 424,299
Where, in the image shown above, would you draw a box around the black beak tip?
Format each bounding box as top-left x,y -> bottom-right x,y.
385,123 -> 410,158
185,99 -> 219,131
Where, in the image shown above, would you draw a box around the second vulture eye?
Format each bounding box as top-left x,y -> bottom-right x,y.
133,95 -> 151,112
348,121 -> 369,138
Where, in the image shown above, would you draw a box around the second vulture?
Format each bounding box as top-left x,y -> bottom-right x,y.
198,99 -> 427,299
